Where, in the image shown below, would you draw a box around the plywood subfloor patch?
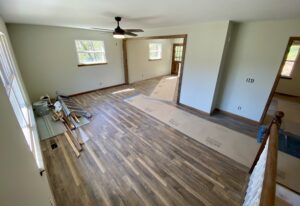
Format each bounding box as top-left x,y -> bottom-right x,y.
125,94 -> 300,193
150,76 -> 178,102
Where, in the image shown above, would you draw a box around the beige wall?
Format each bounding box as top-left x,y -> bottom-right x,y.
276,57 -> 300,96
0,16 -> 54,206
7,24 -> 125,101
139,19 -> 300,121
8,19 -> 300,122
217,19 -> 300,121
141,21 -> 231,113
127,38 -> 174,83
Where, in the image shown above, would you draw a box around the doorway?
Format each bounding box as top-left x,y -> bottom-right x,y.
261,37 -> 300,136
123,34 -> 187,104
171,43 -> 184,76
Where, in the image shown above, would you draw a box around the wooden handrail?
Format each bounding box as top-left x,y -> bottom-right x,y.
248,111 -> 284,206
259,111 -> 283,206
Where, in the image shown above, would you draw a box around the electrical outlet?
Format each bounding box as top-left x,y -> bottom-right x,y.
238,106 -> 242,110
246,78 -> 255,83
99,82 -> 102,86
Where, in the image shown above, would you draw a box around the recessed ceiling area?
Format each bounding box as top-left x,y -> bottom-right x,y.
0,0 -> 300,29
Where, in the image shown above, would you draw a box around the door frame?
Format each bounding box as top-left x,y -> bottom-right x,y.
260,37 -> 300,123
122,34 -> 188,104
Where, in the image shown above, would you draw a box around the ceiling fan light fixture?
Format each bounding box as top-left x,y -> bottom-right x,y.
113,33 -> 125,39
96,17 -> 143,38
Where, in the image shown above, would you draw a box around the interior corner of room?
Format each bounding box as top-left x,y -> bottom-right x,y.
1,2 -> 300,206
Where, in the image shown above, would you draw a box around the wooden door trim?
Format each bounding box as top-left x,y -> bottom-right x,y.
171,44 -> 175,75
260,37 -> 300,123
122,34 -> 188,105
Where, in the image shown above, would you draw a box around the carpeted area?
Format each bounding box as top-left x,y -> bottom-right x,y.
125,94 -> 300,193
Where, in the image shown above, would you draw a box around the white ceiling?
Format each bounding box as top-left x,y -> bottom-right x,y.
0,0 -> 300,30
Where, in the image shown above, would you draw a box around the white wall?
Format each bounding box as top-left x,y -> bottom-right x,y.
276,58 -> 300,96
7,24 -> 125,101
172,38 -> 184,44
0,16 -> 54,206
217,19 -> 300,121
141,21 -> 230,113
127,39 -> 173,83
9,19 -> 300,122
211,22 -> 233,113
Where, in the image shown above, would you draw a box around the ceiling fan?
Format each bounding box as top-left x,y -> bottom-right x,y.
93,17 -> 144,39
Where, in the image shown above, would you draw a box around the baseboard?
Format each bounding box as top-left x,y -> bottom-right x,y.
177,102 -> 210,116
277,182 -> 300,196
69,83 -> 126,97
213,108 -> 259,126
275,92 -> 300,98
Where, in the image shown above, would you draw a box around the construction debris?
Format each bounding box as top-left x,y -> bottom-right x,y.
35,94 -> 92,158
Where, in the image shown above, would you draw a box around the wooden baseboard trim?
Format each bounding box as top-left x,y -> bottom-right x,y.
276,182 -> 300,196
69,83 -> 126,97
213,108 -> 259,126
177,102 -> 210,116
275,92 -> 300,98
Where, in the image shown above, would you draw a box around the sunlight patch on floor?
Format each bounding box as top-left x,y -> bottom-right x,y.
112,88 -> 135,94
150,76 -> 178,102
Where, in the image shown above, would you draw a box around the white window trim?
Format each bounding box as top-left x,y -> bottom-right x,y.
149,43 -> 162,60
75,40 -> 108,66
0,32 -> 44,170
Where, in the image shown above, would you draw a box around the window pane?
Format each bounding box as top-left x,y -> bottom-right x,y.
174,46 -> 183,61
12,78 -> 29,124
287,45 -> 300,61
75,40 -> 107,64
149,43 -> 162,59
281,61 -> 295,77
281,42 -> 300,77
9,90 -> 27,129
78,53 -> 91,63
92,41 -> 104,51
78,40 -> 93,51
0,34 -> 14,91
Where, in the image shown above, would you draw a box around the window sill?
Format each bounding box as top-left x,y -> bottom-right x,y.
78,62 -> 108,67
148,58 -> 162,61
280,76 -> 292,80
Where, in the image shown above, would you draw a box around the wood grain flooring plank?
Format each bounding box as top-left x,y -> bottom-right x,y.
41,76 -> 249,206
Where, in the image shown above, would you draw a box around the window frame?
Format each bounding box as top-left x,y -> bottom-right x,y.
280,40 -> 300,79
149,43 -> 162,61
0,32 -> 44,170
75,40 -> 108,67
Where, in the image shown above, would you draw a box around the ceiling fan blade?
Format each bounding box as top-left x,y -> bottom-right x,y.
124,31 -> 138,36
124,29 -> 144,32
91,28 -> 114,32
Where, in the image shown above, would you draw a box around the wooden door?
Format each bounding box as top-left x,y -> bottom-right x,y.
171,44 -> 184,75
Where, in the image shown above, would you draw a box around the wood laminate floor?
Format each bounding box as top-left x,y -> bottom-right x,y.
41,77 -> 249,206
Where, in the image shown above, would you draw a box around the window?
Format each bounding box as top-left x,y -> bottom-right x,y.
75,40 -> 107,66
149,43 -> 162,60
0,35 -> 14,92
174,45 -> 184,62
281,41 -> 300,78
0,33 -> 44,170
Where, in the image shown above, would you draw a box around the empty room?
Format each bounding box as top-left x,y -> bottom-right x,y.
1,1 -> 300,206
